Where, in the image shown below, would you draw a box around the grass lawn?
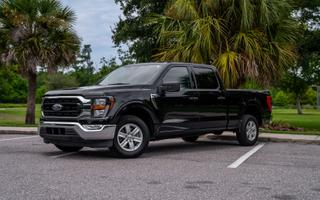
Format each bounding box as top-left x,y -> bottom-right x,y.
263,108 -> 320,135
0,104 -> 41,127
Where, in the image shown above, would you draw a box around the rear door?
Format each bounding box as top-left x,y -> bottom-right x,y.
192,66 -> 228,130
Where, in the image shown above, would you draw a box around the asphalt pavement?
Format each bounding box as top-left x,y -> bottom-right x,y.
0,134 -> 320,200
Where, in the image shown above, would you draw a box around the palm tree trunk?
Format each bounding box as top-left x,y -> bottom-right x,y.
47,65 -> 58,74
296,95 -> 303,115
25,71 -> 37,124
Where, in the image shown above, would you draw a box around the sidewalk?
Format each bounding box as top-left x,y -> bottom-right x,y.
0,126 -> 319,144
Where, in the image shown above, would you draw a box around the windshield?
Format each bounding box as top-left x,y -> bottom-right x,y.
99,64 -> 164,86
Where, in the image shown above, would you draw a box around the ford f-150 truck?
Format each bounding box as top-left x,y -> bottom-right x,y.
39,62 -> 272,158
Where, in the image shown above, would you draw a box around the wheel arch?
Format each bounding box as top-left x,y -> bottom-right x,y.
244,101 -> 263,126
112,101 -> 159,138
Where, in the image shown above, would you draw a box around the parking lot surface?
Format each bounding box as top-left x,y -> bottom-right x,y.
1,134 -> 320,200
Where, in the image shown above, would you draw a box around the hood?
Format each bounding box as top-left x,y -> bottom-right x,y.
45,85 -> 151,97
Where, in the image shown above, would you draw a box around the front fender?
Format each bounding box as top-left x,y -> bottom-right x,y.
110,101 -> 160,125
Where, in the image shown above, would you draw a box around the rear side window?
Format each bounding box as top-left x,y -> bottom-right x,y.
193,67 -> 219,89
163,67 -> 191,89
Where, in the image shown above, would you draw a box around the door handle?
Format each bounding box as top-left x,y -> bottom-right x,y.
188,96 -> 199,101
217,96 -> 226,100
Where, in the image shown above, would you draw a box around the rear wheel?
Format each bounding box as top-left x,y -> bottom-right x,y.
182,136 -> 199,143
54,145 -> 83,152
236,115 -> 259,146
110,115 -> 149,158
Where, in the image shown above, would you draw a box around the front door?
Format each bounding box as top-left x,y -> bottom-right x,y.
156,65 -> 199,136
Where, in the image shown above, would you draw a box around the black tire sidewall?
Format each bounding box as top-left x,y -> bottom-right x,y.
54,145 -> 83,152
112,115 -> 150,158
237,115 -> 259,146
182,136 -> 199,142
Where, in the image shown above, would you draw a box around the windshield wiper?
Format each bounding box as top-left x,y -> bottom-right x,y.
108,83 -> 130,85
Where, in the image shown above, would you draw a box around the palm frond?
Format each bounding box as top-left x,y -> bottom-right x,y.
0,0 -> 80,74
214,50 -> 239,88
153,0 -> 299,87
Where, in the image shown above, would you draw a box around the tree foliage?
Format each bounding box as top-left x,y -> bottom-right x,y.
0,0 -> 80,124
278,1 -> 320,114
113,0 -> 168,62
150,0 -> 299,88
71,44 -> 96,86
0,65 -> 27,103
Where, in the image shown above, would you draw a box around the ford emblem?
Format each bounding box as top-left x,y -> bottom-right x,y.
52,104 -> 63,111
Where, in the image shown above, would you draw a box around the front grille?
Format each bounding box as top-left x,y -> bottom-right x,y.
42,98 -> 83,117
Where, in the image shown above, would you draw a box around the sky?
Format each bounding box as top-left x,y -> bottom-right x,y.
61,0 -> 122,68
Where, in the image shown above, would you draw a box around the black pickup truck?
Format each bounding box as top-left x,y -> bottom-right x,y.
39,62 -> 272,158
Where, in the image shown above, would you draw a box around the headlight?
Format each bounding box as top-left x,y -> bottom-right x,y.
91,97 -> 115,118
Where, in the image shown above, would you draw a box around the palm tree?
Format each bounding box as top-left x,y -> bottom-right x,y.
0,0 -> 80,124
150,0 -> 299,88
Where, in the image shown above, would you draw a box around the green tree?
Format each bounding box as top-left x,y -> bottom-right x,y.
273,91 -> 290,107
46,73 -> 79,90
113,0 -> 168,62
71,44 -> 96,86
150,0 -> 299,88
0,0 -> 80,124
35,71 -> 79,103
0,65 -> 27,103
95,57 -> 120,82
279,51 -> 320,114
302,88 -> 317,106
278,1 -> 320,114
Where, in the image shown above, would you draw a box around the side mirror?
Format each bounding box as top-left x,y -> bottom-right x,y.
159,82 -> 181,93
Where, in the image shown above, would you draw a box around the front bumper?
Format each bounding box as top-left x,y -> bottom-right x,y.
39,121 -> 116,147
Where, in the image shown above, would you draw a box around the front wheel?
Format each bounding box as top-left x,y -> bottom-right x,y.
236,115 -> 259,146
54,145 -> 83,152
110,115 -> 150,158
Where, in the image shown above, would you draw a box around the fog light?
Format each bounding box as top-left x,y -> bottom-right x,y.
82,125 -> 104,130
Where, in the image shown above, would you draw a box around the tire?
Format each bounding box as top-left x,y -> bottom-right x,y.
110,115 -> 150,158
54,145 -> 83,152
236,114 -> 259,146
182,136 -> 199,142
213,131 -> 224,135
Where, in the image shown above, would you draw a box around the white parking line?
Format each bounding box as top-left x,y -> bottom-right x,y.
227,143 -> 265,169
0,136 -> 38,142
51,152 -> 78,159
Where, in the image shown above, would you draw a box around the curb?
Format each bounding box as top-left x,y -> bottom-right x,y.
206,134 -> 320,145
0,128 -> 37,135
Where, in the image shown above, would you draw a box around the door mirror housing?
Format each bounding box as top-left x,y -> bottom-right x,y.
159,83 -> 181,93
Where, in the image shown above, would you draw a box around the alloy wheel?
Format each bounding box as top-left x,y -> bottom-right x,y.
246,121 -> 257,141
116,123 -> 143,152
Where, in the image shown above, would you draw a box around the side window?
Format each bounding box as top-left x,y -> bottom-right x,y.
194,67 -> 219,89
163,67 -> 191,89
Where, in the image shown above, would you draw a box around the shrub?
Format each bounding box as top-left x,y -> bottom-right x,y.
273,91 -> 290,107
263,121 -> 304,131
302,88 -> 317,106
36,85 -> 47,103
46,73 -> 79,90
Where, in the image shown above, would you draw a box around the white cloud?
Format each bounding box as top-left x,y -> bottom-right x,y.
61,0 -> 122,67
